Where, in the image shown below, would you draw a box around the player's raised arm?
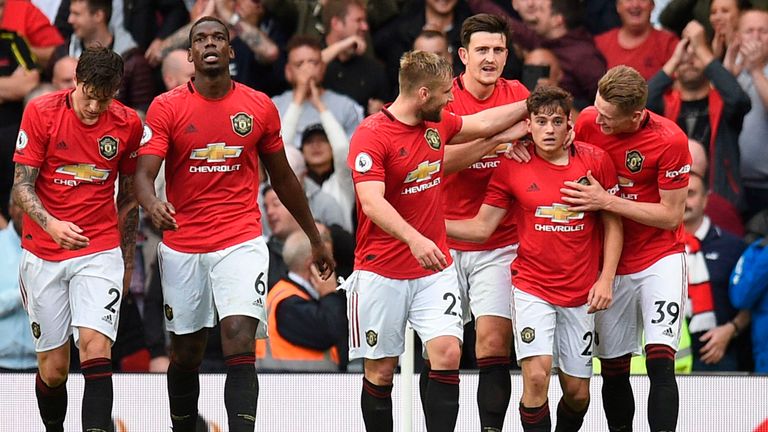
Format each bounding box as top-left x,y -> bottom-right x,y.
355,180 -> 447,272
449,99 -> 528,144
443,121 -> 530,175
261,148 -> 335,278
135,154 -> 177,231
12,163 -> 89,249
445,204 -> 507,243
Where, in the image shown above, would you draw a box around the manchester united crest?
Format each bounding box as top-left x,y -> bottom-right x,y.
521,327 -> 535,344
625,149 -> 644,173
31,322 -> 41,339
365,330 -> 378,347
98,136 -> 119,160
424,128 -> 441,151
164,304 -> 174,321
231,112 -> 253,137
576,176 -> 590,186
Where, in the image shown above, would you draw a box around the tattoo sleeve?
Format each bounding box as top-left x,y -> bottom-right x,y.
12,163 -> 52,231
117,174 -> 139,281
160,23 -> 193,57
236,21 -> 279,64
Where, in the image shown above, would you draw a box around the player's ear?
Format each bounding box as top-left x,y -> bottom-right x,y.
525,118 -> 532,134
458,46 -> 468,66
417,86 -> 429,102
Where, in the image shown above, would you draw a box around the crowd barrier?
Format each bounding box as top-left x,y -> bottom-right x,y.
1,373 -> 766,431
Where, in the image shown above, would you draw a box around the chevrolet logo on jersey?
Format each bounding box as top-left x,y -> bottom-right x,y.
190,143 -> 243,162
535,203 -> 584,223
618,176 -> 634,188
482,143 -> 509,159
55,164 -> 111,182
405,160 -> 441,183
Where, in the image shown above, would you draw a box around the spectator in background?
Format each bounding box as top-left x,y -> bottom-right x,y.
683,172 -> 750,371
647,20 -> 750,209
584,0 -> 622,34
522,48 -> 563,91
322,0 -> 390,116
733,9 -> 768,220
54,0 -> 155,111
0,15 -> 39,221
468,0 -> 606,109
730,230 -> 768,372
160,49 -> 195,90
373,0 -> 473,91
51,55 -> 77,89
688,138 -> 745,236
0,198 -> 37,372
594,0 -> 679,80
264,185 -> 304,288
256,228 -> 347,371
300,122 -> 355,233
272,36 -> 363,148
1,0 -> 64,68
710,0 -> 743,63
413,29 -> 452,66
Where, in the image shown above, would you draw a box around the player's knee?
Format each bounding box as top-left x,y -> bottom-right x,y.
364,362 -> 396,386
78,331 -> 112,361
220,316 -> 258,352
429,340 -> 461,369
562,380 -> 590,410
476,331 -> 511,358
39,361 -> 69,387
525,367 -> 550,394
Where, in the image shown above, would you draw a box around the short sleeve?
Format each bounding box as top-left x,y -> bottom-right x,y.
657,132 -> 692,190
257,98 -> 285,155
594,149 -> 619,195
13,101 -> 47,167
574,107 -> 597,144
483,159 -> 515,209
119,112 -> 144,175
441,110 -> 463,143
139,97 -> 172,158
348,125 -> 387,183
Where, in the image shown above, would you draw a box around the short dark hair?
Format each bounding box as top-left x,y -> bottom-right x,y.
189,16 -> 230,46
551,0 -> 584,30
460,13 -> 509,48
322,0 -> 365,30
75,46 -> 124,99
72,0 -> 112,24
526,85 -> 573,116
286,34 -> 324,56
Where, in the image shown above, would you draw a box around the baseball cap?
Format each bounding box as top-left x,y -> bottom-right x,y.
300,123 -> 327,148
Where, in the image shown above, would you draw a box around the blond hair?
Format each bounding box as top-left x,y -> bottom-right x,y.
398,50 -> 453,95
597,66 -> 647,114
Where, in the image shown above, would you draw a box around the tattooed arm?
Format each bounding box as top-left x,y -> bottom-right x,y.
12,163 -> 90,249
234,21 -> 280,64
117,173 -> 139,294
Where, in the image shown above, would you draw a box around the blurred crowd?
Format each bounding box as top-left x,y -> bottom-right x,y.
1,0 -> 768,374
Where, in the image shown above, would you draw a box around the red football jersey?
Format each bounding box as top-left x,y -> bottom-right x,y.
575,107 -> 691,274
1,1 -> 64,47
348,107 -> 463,279
13,90 -> 142,261
443,75 -> 529,251
140,81 -> 283,253
594,28 -> 679,80
484,142 -> 619,307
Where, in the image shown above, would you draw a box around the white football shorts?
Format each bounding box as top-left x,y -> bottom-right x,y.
451,243 -> 517,323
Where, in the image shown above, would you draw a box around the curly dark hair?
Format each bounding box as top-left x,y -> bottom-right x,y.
189,16 -> 230,46
526,85 -> 573,116
75,46 -> 124,99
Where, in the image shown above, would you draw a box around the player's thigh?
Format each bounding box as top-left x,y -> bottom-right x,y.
554,303 -> 594,379
345,270 -> 409,360
69,247 -> 124,348
511,287 -> 557,364
409,265 -> 464,347
639,253 -> 687,350
449,249 -> 472,323
594,275 -> 642,359
158,242 -> 215,335
209,237 -> 269,339
19,250 -> 73,352
466,244 -> 517,321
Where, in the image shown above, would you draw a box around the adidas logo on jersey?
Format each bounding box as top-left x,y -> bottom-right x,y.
185,124 -> 198,134
526,183 -> 540,192
254,298 -> 264,307
102,314 -> 113,325
56,141 -> 68,150
662,327 -> 674,338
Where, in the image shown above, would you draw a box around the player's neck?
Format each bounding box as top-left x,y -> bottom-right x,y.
463,75 -> 495,101
192,73 -> 233,99
387,97 -> 423,126
534,146 -> 568,165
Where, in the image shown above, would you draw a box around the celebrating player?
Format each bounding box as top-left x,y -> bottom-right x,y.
12,47 -> 142,432
439,14 -> 531,432
447,85 -> 622,432
562,65 -> 691,432
344,49 -> 528,432
135,17 -> 334,432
